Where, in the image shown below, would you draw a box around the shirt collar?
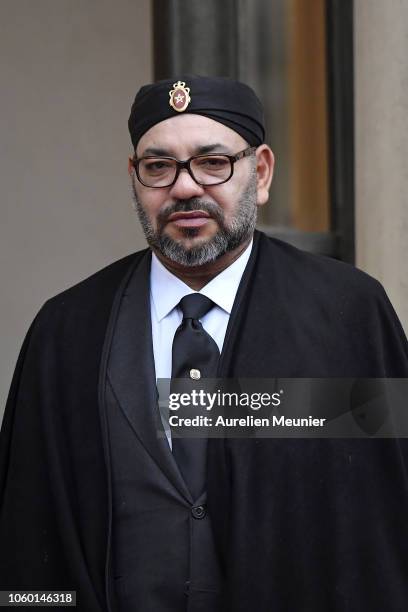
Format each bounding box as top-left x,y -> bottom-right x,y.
150,239 -> 253,322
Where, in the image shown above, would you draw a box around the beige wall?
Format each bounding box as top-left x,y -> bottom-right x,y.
0,0 -> 152,418
354,0 -> 408,333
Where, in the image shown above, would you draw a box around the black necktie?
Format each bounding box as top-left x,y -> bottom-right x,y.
171,293 -> 220,499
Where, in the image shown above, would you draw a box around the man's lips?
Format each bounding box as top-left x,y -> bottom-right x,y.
167,210 -> 212,228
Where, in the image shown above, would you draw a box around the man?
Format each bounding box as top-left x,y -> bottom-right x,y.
1,75 -> 407,612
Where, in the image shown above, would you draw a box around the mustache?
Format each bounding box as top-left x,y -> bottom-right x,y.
157,198 -> 225,230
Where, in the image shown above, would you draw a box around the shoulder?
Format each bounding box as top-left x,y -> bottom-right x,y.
254,229 -> 402,336
49,248 -> 148,304
255,230 -> 385,303
33,248 -> 149,334
253,232 -> 408,374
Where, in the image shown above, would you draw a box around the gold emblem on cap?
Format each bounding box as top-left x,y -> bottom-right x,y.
169,81 -> 191,112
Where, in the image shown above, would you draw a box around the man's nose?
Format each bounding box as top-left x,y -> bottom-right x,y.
168,168 -> 205,200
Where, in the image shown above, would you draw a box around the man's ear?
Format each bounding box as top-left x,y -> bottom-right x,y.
255,145 -> 275,206
128,157 -> 134,176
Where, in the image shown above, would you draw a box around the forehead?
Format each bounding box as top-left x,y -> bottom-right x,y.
136,114 -> 248,156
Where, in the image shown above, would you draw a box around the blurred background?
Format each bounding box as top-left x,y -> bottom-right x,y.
1,0 -> 407,419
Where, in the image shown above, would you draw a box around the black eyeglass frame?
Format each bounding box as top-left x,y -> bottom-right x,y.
132,146 -> 257,188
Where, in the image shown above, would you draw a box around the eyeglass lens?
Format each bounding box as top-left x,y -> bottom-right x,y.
138,155 -> 232,187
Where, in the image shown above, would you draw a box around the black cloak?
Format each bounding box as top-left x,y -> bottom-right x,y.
1,230 -> 407,611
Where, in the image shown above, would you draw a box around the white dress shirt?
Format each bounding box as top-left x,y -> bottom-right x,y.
150,240 -> 253,446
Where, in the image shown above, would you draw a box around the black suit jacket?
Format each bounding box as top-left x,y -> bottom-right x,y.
106,249 -> 222,611
1,231 -> 407,611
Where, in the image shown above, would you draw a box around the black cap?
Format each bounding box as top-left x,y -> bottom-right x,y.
128,75 -> 265,149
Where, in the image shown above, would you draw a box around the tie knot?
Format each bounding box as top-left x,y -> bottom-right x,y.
179,293 -> 215,320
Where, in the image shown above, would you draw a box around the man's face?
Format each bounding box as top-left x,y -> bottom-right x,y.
130,114 -> 259,266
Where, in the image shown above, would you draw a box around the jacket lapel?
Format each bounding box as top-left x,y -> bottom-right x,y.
107,250 -> 192,503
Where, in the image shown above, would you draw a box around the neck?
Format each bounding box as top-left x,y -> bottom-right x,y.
153,237 -> 252,290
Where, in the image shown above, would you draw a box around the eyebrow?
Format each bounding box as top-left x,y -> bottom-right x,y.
195,143 -> 231,155
139,143 -> 232,157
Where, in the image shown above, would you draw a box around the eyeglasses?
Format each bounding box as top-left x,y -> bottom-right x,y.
132,146 -> 257,188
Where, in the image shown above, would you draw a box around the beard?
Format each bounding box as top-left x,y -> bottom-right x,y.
131,166 -> 258,266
